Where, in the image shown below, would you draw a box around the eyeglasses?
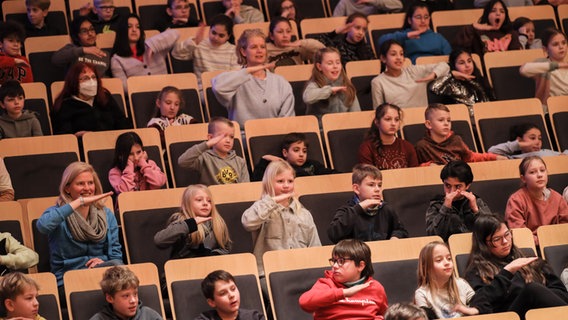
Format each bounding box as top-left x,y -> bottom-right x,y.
79,75 -> 97,82
487,230 -> 512,246
79,26 -> 96,35
328,257 -> 353,267
97,5 -> 115,11
412,15 -> 430,20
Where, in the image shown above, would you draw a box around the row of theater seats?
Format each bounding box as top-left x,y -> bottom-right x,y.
1,156 -> 567,277
3,225 -> 567,320
1,98 -> 566,200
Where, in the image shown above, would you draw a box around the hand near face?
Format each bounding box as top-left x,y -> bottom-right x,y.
331,86 -> 347,94
343,282 -> 370,297
359,198 -> 382,210
206,132 -> 226,148
451,70 -> 475,81
195,216 -> 212,224
459,190 -> 479,212
81,191 -> 114,206
272,192 -> 294,205
335,22 -> 354,35
443,190 -> 460,208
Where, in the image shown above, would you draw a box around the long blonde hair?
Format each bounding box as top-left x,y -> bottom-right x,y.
310,47 -> 356,108
58,161 -> 104,209
417,241 -> 463,306
261,160 -> 302,212
169,185 -> 231,250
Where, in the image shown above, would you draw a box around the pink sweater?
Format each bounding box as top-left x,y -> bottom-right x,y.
505,187 -> 568,245
108,158 -> 167,194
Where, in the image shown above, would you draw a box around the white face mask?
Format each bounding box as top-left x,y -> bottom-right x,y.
79,79 -> 98,98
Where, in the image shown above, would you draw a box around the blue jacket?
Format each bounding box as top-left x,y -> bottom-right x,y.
37,204 -> 123,286
379,29 -> 452,64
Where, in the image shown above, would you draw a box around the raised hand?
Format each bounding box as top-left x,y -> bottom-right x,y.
195,22 -> 207,45
504,257 -> 538,273
206,132 -> 226,148
452,70 -> 476,81
335,22 -> 354,34
195,216 -> 212,224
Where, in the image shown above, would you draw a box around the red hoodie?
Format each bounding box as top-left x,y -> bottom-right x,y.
299,270 -> 388,320
0,53 -> 33,84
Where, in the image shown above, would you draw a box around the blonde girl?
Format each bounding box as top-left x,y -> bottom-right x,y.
242,160 -> 321,274
303,47 -> 360,118
520,28 -> 568,109
505,156 -> 568,245
415,241 -> 480,318
154,184 -> 231,258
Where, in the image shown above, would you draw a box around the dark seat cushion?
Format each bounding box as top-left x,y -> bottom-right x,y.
478,115 -> 550,152
326,128 -> 368,173
543,244 -> 568,277
299,191 -> 353,246
373,259 -> 418,304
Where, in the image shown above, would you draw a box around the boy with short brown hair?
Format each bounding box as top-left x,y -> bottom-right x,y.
0,21 -> 33,85
24,0 -> 67,37
0,272 -> 45,320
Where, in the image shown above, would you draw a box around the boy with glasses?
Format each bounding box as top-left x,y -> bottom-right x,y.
80,0 -> 124,33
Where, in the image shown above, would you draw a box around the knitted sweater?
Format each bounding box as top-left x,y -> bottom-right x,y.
358,137 -> 419,170
332,0 -> 403,16
415,131 -> 497,165
505,187 -> 568,245
177,141 -> 250,185
371,62 -> 450,109
379,29 -> 452,64
242,195 -> 321,275
520,58 -> 568,106
212,68 -> 295,126
111,29 -> 180,91
0,53 -> 33,84
0,110 -> 43,138
232,5 -> 264,24
299,270 -> 388,320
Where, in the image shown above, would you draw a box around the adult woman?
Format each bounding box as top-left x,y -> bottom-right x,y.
212,28 -> 295,127
466,214 -> 568,318
453,0 -> 521,57
379,2 -> 451,63
36,162 -> 122,287
111,14 -> 179,91
51,62 -> 130,136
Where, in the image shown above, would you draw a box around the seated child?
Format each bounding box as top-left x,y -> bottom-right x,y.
299,239 -> 388,319
513,17 -> 542,49
154,184 -> 231,259
178,117 -> 250,185
147,86 -> 197,146
1,232 -> 39,275
0,21 -> 33,85
425,160 -> 493,242
80,0 -> 124,33
195,270 -> 265,320
328,163 -> 408,244
24,0 -> 67,37
155,0 -> 199,31
333,0 -> 403,16
252,132 -> 333,181
384,303 -> 427,320
0,80 -> 43,138
415,103 -> 506,165
222,0 -> 264,24
0,272 -> 45,320
89,266 -> 163,320
488,122 -> 568,158
0,157 -> 14,202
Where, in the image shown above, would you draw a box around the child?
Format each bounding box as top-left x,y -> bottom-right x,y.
513,17 -> 543,49
303,47 -> 360,119
80,0 -> 124,33
358,103 -> 418,170
0,21 -> 33,85
488,122 -> 568,159
89,266 -> 163,320
0,272 -> 45,320
333,0 -> 403,16
425,160 -> 493,242
0,80 -> 43,138
171,14 -> 240,90
242,160 -> 320,275
222,0 -> 264,24
155,0 -> 199,31
328,163 -> 408,243
415,241 -> 480,318
415,103 -> 505,165
108,131 -> 167,197
520,28 -> 568,108
154,184 -> 231,259
195,270 -> 265,320
147,86 -> 197,145
384,303 -> 427,320
178,117 -> 249,185
1,232 -> 39,275
505,156 -> 568,245
267,17 -> 324,67
318,13 -> 376,65
372,39 -> 449,109
0,157 -> 14,202
252,132 -> 333,181
299,239 -> 388,318
429,48 -> 493,113
24,0 -> 67,37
